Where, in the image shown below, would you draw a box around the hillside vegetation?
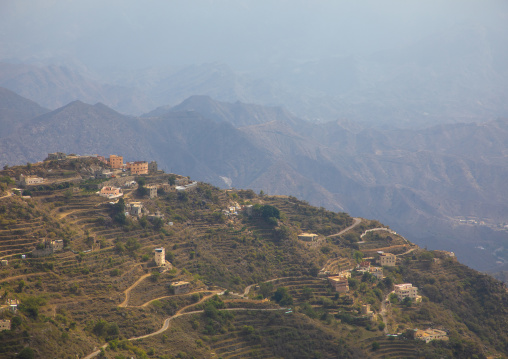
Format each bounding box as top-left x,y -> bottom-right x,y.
0,159 -> 506,359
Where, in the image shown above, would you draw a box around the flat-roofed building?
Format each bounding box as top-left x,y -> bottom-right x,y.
328,275 -> 349,293
108,155 -> 124,169
415,328 -> 449,343
19,174 -> 44,186
394,283 -> 419,301
127,161 -> 148,175
148,161 -> 158,173
100,186 -> 123,198
146,185 -> 157,198
170,281 -> 190,294
298,233 -> 318,242
378,253 -> 397,267
0,319 -> 11,331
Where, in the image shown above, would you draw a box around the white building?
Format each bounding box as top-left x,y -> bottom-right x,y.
394,283 -> 421,301
415,328 -> 449,343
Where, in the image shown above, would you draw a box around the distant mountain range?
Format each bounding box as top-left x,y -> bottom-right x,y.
1,22 -> 507,128
1,89 -> 507,276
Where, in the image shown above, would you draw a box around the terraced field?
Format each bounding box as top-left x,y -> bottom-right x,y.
362,335 -> 419,359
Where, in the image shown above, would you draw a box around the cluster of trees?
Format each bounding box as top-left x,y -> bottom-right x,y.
252,204 -> 280,226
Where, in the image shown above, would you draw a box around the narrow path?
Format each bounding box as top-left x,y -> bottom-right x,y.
130,307 -> 287,341
397,247 -> 417,257
0,192 -> 13,200
380,291 -> 394,334
139,290 -> 219,308
327,217 -> 362,238
118,273 -> 151,307
242,283 -> 255,297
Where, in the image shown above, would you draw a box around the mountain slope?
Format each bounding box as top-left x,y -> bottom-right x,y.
144,94 -> 300,127
0,86 -> 49,137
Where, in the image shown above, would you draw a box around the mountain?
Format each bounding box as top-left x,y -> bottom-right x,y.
0,62 -> 154,115
144,95 -> 300,127
1,96 -> 507,275
3,22 -> 507,129
0,86 -> 48,137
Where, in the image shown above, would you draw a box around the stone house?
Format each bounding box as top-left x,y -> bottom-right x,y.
19,174 -> 44,186
146,185 -> 157,198
170,281 -> 190,294
378,253 -> 396,267
0,319 -> 11,331
148,161 -> 158,173
328,275 -> 349,293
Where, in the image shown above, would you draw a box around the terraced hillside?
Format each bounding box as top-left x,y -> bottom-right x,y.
0,161 -> 506,359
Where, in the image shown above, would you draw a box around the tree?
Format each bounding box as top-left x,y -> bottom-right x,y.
17,347 -> 34,359
272,287 -> 293,306
259,282 -> 274,298
261,205 -> 280,220
353,250 -> 364,263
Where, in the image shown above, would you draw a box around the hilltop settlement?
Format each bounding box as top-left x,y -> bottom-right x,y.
0,153 -> 506,359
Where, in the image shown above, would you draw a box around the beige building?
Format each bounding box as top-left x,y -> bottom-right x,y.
328,275 -> 349,293
127,161 -> 148,175
126,202 -> 144,217
378,253 -> 397,267
298,233 -> 318,242
108,155 -> 124,169
361,304 -> 373,315
394,283 -> 420,301
99,186 -> 123,198
154,247 -> 165,267
51,239 -> 64,251
170,281 -> 190,294
19,174 -> 44,186
415,328 -> 449,343
0,319 -> 11,331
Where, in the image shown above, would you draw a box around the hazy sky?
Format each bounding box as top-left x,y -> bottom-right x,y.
1,0 -> 507,71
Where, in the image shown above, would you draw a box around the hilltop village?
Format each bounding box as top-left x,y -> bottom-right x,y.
0,153 -> 506,359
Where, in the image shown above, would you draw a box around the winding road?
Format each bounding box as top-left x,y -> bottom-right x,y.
327,217 -> 362,238
118,273 -> 151,307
